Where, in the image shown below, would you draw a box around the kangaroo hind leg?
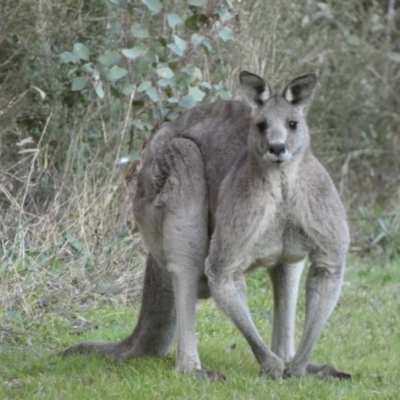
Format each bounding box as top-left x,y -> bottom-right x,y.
160,138 -> 225,379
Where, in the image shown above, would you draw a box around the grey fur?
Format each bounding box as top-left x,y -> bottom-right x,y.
62,71 -> 351,380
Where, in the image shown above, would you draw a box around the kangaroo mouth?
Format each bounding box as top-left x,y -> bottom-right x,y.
264,152 -> 291,165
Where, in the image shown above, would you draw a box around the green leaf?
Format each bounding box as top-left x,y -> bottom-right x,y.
389,52 -> 400,63
146,86 -> 158,102
144,49 -> 158,63
122,45 -> 147,60
202,38 -> 212,52
110,86 -> 122,98
167,43 -> 184,57
157,78 -> 175,87
80,63 -> 94,73
188,86 -> 205,102
167,13 -> 182,29
167,96 -> 179,103
156,66 -> 174,79
138,81 -> 152,92
122,83 -> 135,96
191,34 -> 205,49
109,65 -> 128,81
68,66 -> 78,76
131,24 -> 149,39
218,27 -> 234,42
159,37 -> 167,47
217,86 -> 232,100
346,34 -> 360,46
188,0 -> 206,6
64,232 -> 85,254
185,14 -> 208,31
179,94 -> 196,109
141,0 -> 162,15
111,99 -> 122,115
73,43 -> 90,61
95,81 -> 105,99
71,76 -> 88,91
200,81 -> 212,90
174,35 -> 187,52
99,50 -> 121,66
60,51 -> 78,64
108,0 -> 121,5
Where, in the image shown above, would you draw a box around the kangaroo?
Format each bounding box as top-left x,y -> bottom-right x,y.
62,71 -> 351,381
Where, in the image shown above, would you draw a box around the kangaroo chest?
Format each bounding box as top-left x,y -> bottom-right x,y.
249,193 -> 314,269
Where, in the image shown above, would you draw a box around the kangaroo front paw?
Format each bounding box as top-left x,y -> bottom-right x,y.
195,369 -> 227,382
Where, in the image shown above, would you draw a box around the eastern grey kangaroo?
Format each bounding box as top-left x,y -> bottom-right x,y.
63,71 -> 351,380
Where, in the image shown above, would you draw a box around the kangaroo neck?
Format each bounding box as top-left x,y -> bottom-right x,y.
246,150 -> 307,202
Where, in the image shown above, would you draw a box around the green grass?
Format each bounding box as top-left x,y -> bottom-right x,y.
1,256 -> 399,400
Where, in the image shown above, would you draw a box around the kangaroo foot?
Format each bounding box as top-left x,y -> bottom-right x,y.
306,363 -> 352,380
61,340 -> 127,360
195,369 -> 227,382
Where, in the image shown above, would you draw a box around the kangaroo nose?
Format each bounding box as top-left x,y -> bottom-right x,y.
269,143 -> 286,155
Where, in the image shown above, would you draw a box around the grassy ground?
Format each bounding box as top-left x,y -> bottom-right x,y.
1,255 -> 399,400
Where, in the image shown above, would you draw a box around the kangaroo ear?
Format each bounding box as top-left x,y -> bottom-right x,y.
283,74 -> 317,111
239,71 -> 271,108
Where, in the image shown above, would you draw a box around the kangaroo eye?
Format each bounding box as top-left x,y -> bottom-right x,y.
257,121 -> 267,132
288,121 -> 298,130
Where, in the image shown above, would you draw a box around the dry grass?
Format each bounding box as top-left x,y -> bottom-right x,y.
0,99 -> 146,329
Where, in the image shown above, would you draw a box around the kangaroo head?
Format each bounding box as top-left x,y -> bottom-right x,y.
239,71 -> 317,166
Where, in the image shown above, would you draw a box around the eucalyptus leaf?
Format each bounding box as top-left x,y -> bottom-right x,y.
174,35 -> 187,53
202,38 -> 212,52
131,24 -> 149,39
217,86 -> 232,100
73,43 -> 90,61
68,66 -> 78,76
71,76 -> 88,91
60,51 -> 78,64
138,81 -> 152,92
185,14 -> 208,31
122,45 -> 147,60
218,27 -> 234,42
167,96 -> 179,103
156,66 -> 174,79
188,86 -> 205,101
99,50 -> 121,66
111,99 -> 122,115
95,81 -> 105,99
179,94 -> 196,109
146,86 -> 158,101
188,0 -> 206,6
122,83 -> 136,96
157,78 -> 174,87
389,52 -> 400,64
191,34 -> 205,49
167,13 -> 182,29
109,65 -> 128,81
167,43 -> 184,57
80,63 -> 94,73
141,0 -> 162,15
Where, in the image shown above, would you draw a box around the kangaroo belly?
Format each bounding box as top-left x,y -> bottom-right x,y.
252,222 -> 312,268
